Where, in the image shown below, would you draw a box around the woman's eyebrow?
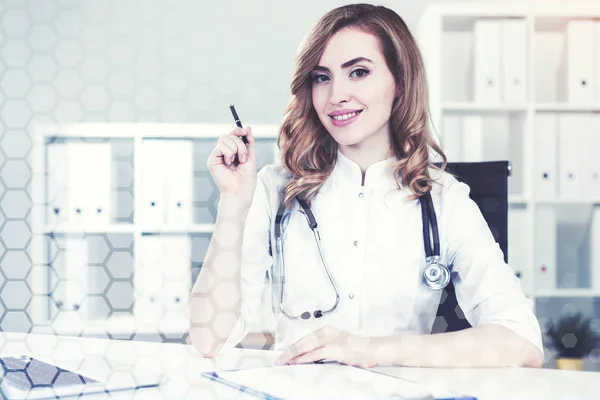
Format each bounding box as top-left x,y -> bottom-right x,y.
313,57 -> 374,73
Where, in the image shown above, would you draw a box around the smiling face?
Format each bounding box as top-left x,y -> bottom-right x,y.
311,27 -> 397,156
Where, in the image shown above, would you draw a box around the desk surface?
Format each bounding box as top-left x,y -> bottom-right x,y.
0,332 -> 598,400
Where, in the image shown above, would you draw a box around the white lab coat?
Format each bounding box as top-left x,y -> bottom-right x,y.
222,150 -> 543,356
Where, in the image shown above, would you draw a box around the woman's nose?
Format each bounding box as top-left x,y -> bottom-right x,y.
329,80 -> 351,105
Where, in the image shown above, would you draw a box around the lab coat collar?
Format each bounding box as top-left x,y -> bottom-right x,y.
332,148 -> 402,189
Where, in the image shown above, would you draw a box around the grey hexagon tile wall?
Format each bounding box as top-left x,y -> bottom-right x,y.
0,0 -> 295,337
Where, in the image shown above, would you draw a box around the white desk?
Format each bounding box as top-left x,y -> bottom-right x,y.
1,332 -> 598,399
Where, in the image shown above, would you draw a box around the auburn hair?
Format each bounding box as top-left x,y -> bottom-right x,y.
277,3 -> 446,208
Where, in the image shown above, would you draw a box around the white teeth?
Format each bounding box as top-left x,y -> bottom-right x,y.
332,112 -> 358,121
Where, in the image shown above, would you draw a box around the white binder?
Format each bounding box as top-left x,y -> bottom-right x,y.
474,19 -> 501,103
67,142 -> 89,229
46,141 -> 69,228
557,114 -> 585,198
566,20 -> 595,103
441,114 -> 461,162
533,114 -> 557,199
134,235 -> 191,323
534,207 -> 557,293
596,22 -> 600,102
134,235 -> 165,323
84,143 -> 112,227
54,237 -> 88,315
160,236 -> 191,325
501,19 -> 527,103
591,206 -> 600,292
164,140 -> 193,225
508,207 -> 531,296
582,116 -> 600,200
140,139 -> 166,227
461,115 -> 483,162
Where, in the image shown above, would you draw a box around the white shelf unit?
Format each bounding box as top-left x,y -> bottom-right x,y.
419,3 -> 600,301
30,123 -> 280,337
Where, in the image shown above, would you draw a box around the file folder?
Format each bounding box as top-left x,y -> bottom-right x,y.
140,139 -> 166,227
534,207 -> 557,293
46,141 -> 69,228
533,114 -> 557,199
566,20 -> 595,103
501,19 -> 527,103
474,19 -> 501,103
164,140 -> 193,225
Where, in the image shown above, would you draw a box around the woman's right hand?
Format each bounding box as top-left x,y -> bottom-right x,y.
207,126 -> 257,206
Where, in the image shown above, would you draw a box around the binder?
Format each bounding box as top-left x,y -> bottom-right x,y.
134,235 -> 165,323
67,142 -> 88,229
474,19 -> 501,103
46,141 -> 69,228
508,207 -> 530,295
54,237 -> 88,314
582,116 -> 600,199
596,22 -> 600,102
161,235 -> 191,316
461,115 -> 483,162
140,139 -> 166,226
501,19 -> 527,103
533,114 -> 557,199
442,114 -> 462,162
557,114 -> 586,199
164,140 -> 193,225
566,20 -> 595,103
84,143 -> 112,227
591,206 -> 600,293
134,235 -> 191,324
534,207 -> 557,293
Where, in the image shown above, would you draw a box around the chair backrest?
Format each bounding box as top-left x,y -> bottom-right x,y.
431,161 -> 510,334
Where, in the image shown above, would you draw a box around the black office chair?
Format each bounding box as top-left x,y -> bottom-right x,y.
431,161 -> 511,334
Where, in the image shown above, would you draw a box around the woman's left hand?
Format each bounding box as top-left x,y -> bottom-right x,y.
274,326 -> 377,368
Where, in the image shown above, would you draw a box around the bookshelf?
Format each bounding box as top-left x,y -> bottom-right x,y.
30,123 -> 280,338
418,2 -> 600,302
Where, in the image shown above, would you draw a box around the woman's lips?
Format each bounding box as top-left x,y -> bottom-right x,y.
330,110 -> 362,127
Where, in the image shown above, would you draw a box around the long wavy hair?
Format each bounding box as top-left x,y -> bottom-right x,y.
277,3 -> 446,208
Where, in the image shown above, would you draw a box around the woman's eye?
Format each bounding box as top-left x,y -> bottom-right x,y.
312,74 -> 330,84
351,68 -> 370,78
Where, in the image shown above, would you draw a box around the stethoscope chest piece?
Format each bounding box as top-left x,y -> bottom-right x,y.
424,256 -> 450,290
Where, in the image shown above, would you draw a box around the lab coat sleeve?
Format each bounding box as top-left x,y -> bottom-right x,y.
221,165 -> 278,350
441,179 -> 544,358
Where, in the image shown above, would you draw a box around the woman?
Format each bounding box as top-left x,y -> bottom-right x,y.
189,3 -> 544,368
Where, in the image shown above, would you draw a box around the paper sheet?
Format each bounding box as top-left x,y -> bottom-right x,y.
208,364 -> 440,400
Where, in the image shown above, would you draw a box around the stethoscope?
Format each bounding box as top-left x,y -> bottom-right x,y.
272,191 -> 451,320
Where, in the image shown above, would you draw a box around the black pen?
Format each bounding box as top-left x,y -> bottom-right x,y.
229,104 -> 249,147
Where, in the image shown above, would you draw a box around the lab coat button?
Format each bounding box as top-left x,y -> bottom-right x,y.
353,240 -> 359,247
358,192 -> 364,198
349,293 -> 355,299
